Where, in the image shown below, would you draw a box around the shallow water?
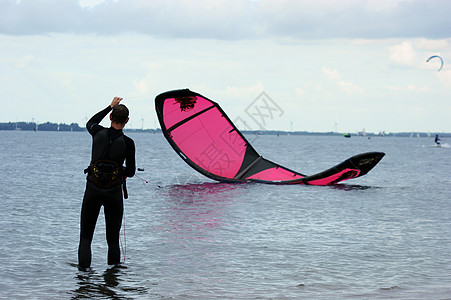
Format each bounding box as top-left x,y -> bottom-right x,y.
1,131 -> 450,299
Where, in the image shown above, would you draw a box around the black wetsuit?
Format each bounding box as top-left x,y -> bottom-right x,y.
78,106 -> 135,269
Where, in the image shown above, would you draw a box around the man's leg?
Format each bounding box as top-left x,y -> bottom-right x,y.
104,187 -> 124,265
78,183 -> 102,270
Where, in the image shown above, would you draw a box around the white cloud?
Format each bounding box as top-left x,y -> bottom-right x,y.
322,67 -> 363,95
223,83 -> 265,99
407,85 -> 430,93
385,84 -> 430,92
385,86 -> 404,91
339,81 -> 363,94
322,67 -> 340,80
15,54 -> 37,69
416,38 -> 451,51
389,41 -> 418,67
294,88 -> 305,95
133,79 -> 148,95
438,70 -> 451,88
132,63 -> 161,96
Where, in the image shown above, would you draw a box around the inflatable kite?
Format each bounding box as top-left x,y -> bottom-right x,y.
155,89 -> 384,185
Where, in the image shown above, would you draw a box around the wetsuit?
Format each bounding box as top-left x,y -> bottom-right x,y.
78,106 -> 135,270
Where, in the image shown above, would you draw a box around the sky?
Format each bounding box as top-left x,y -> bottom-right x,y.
1,0 -> 450,133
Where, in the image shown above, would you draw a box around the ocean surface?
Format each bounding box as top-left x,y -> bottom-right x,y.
1,131 -> 450,299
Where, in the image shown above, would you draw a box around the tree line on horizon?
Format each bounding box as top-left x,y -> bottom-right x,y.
0,122 -> 85,131
0,121 -> 448,137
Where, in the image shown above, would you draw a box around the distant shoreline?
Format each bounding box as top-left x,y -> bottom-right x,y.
1,121 -> 449,137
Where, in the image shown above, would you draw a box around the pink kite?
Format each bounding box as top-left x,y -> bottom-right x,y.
155,89 -> 384,185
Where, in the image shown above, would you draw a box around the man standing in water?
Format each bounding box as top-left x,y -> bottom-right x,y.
78,97 -> 136,271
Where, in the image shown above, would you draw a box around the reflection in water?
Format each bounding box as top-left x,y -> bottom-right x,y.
165,182 -> 246,204
71,264 -> 147,299
158,182 -> 246,240
330,183 -> 379,191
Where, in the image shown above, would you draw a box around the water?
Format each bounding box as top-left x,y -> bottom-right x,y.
1,131 -> 450,299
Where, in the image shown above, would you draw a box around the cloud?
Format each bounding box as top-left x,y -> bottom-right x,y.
388,41 -> 418,67
322,67 -> 363,95
1,0 -> 450,40
132,63 -> 160,95
322,67 -> 340,80
223,82 -> 265,99
294,88 -> 305,95
384,84 -> 430,92
385,86 -> 404,91
339,81 -> 363,95
15,54 -> 37,69
438,70 -> 451,88
416,38 -> 451,51
407,85 -> 430,92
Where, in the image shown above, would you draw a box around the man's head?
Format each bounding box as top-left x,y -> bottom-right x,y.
110,104 -> 129,125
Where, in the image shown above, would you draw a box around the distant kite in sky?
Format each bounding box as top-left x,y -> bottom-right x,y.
426,55 -> 444,71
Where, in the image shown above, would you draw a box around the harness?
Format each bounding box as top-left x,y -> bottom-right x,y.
84,129 -> 126,190
86,160 -> 124,189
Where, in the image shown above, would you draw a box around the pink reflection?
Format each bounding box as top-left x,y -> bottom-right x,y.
160,183 -> 245,241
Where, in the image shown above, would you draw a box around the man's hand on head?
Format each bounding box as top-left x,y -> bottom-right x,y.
110,97 -> 123,108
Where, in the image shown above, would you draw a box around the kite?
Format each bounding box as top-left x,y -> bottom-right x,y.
155,89 -> 384,185
426,55 -> 444,71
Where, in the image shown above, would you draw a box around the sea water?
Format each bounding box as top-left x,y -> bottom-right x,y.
0,131 -> 450,299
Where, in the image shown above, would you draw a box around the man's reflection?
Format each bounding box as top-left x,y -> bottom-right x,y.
72,264 -> 147,299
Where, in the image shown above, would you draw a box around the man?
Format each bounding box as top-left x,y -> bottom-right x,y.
435,134 -> 441,146
78,97 -> 136,271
